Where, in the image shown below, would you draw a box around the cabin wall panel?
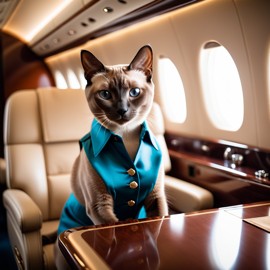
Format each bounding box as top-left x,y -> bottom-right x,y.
47,12 -> 201,135
0,33 -> 55,157
169,154 -> 270,207
169,0 -> 257,146
61,53 -> 82,89
234,0 -> 270,149
46,0 -> 270,150
86,15 -> 201,134
48,50 -> 81,88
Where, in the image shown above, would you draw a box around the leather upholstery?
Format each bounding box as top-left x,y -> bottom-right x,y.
3,88 -> 213,269
3,88 -> 91,270
148,103 -> 213,213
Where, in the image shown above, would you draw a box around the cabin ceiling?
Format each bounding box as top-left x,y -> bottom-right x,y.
2,0 -> 198,57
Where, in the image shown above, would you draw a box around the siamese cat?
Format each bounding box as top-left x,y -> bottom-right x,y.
55,45 -> 168,269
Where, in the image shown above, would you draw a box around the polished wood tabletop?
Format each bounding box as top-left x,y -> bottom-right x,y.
59,201 -> 270,270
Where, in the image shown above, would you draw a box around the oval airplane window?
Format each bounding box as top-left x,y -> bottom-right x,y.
54,70 -> 68,89
78,70 -> 87,89
200,42 -> 244,131
67,69 -> 81,89
158,57 -> 187,123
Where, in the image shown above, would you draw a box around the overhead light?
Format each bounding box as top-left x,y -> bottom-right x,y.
103,7 -> 113,13
67,29 -> 76,36
53,38 -> 60,44
33,0 -> 155,56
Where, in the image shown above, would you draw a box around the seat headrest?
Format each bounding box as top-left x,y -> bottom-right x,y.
5,88 -> 164,145
4,88 -> 92,144
4,90 -> 42,144
38,88 -> 91,143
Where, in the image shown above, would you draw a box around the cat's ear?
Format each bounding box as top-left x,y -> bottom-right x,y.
81,50 -> 105,84
128,45 -> 153,81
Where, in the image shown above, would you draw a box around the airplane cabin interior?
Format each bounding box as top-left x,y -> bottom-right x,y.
0,0 -> 269,269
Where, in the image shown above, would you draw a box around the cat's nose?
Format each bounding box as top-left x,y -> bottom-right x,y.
117,108 -> 128,116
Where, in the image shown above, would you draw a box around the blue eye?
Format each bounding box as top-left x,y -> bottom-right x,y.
98,90 -> 112,100
129,87 -> 140,97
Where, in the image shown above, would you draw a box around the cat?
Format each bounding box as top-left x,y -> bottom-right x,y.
58,44 -> 168,232
55,45 -> 168,269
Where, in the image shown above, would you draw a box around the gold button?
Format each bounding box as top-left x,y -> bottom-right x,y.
127,168 -> 136,176
129,181 -> 138,189
128,200 -> 135,207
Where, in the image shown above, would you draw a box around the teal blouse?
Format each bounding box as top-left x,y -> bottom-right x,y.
58,119 -> 162,234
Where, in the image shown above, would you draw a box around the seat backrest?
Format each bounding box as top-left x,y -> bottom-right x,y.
4,88 -> 170,221
4,88 -> 91,221
147,102 -> 171,173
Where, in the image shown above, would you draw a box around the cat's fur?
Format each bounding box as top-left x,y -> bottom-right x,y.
55,45 -> 168,269
71,45 -> 168,224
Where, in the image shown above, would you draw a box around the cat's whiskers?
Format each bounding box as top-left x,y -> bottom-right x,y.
91,114 -> 109,137
97,117 -> 108,131
92,118 -> 104,138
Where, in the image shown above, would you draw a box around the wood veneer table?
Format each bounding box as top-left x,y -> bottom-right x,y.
59,201 -> 270,270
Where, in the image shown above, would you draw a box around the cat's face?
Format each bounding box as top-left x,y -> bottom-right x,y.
81,45 -> 154,132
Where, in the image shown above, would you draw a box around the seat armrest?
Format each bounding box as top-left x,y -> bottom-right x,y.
3,189 -> 42,233
165,175 -> 214,213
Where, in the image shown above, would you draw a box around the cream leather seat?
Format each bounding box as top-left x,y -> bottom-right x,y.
148,103 -> 213,213
3,88 -> 91,270
3,88 -> 213,270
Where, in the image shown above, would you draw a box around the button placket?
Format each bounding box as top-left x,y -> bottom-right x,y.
126,167 -> 138,207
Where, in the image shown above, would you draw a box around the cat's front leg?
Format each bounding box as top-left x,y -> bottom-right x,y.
145,191 -> 168,217
145,165 -> 169,217
86,193 -> 119,225
73,150 -> 119,225
156,167 -> 169,217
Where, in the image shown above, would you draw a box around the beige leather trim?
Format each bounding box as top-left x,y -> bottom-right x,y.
165,175 -> 214,213
4,90 -> 42,144
3,189 -> 42,233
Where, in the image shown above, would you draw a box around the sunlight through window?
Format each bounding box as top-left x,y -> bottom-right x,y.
200,42 -> 244,131
67,69 -> 81,89
79,70 -> 87,89
54,70 -> 67,89
158,57 -> 187,123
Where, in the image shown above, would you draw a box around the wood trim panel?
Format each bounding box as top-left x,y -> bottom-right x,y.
0,32 -> 55,157
165,132 -> 270,207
